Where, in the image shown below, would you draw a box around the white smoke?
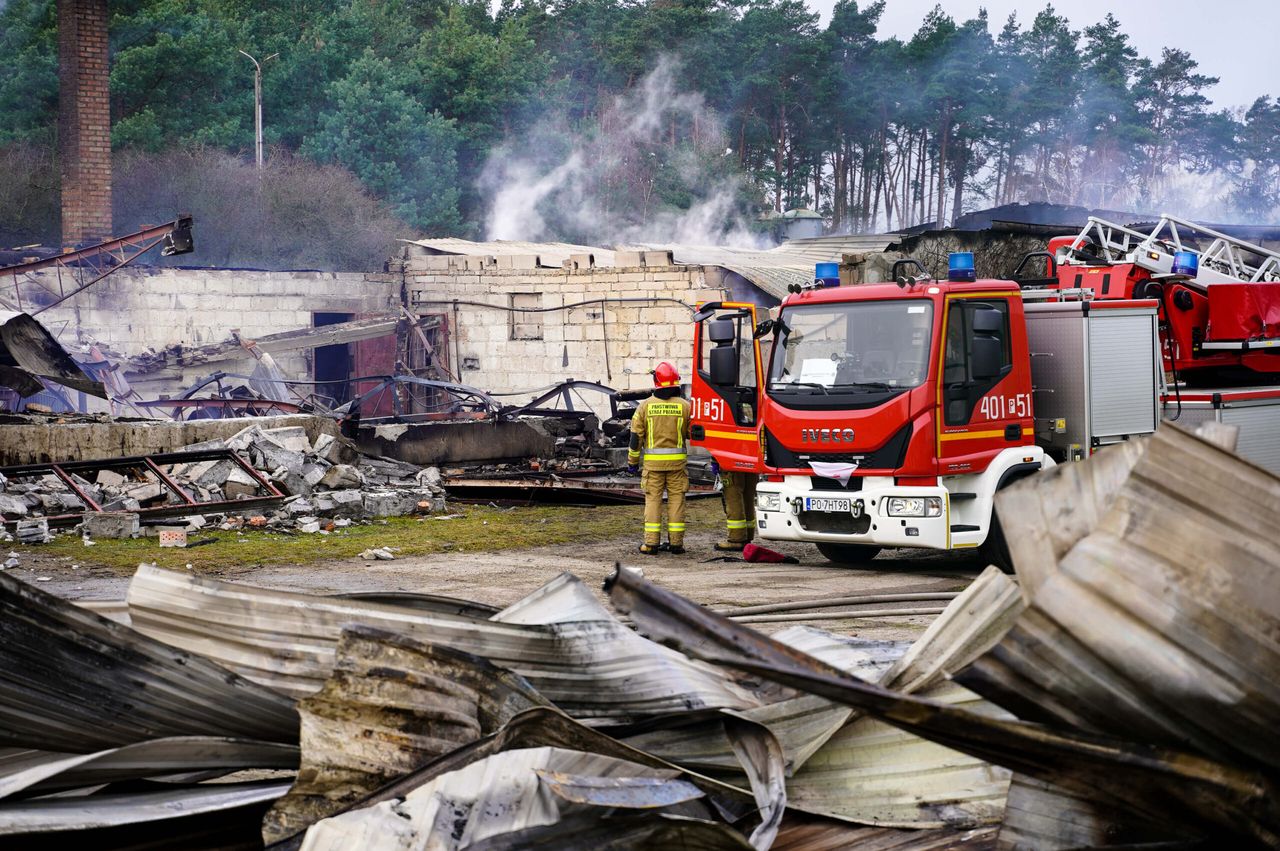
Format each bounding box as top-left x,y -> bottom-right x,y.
481,57 -> 766,248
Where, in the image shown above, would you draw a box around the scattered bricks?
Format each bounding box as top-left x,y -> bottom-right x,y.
96,469 -> 127,488
642,250 -> 675,268
614,250 -> 645,267
81,511 -> 140,540
362,490 -> 421,518
157,527 -> 187,548
0,494 -> 30,519
247,516 -> 268,528
319,464 -> 364,490
15,518 -> 50,544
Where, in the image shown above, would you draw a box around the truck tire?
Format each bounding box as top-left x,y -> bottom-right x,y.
980,511 -> 1015,574
816,542 -> 882,565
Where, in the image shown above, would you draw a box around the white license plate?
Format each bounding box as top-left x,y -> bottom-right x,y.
805,497 -> 851,514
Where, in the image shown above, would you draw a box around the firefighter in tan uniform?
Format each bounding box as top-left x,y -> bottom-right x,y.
626,362 -> 691,555
714,465 -> 757,551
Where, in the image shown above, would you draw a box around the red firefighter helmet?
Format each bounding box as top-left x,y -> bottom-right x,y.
653,362 -> 680,388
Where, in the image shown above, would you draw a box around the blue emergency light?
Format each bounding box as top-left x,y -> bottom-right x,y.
948,252 -> 976,282
815,262 -> 840,287
1172,251 -> 1199,278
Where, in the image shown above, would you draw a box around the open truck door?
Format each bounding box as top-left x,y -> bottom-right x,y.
690,302 -> 765,472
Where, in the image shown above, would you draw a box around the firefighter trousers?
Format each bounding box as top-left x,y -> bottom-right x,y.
642,467 -> 688,547
721,471 -> 758,544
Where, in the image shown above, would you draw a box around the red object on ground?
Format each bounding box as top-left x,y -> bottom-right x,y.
743,543 -> 798,564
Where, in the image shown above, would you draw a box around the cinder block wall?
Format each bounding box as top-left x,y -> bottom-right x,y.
27,267 -> 397,401
404,251 -> 728,419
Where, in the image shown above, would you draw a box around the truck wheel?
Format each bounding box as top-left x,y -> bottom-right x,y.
980,512 -> 1015,574
816,542 -> 882,565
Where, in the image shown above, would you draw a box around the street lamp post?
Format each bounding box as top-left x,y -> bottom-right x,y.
238,50 -> 279,169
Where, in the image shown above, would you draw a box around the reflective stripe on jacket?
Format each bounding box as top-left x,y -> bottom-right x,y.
627,395 -> 691,471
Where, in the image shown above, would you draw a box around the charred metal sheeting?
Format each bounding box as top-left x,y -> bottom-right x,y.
335,376 -> 502,422
262,627 -> 551,844
605,568 -> 1280,846
0,571 -> 298,754
126,565 -> 759,718
783,568 -> 1022,829
616,627 -> 910,774
614,570 -> 1018,828
997,772 -> 1178,849
296,704 -> 780,851
0,448 -> 285,527
0,313 -> 105,398
772,813 -> 998,851
0,780 -> 290,835
300,746 -> 748,851
0,737 -> 298,800
972,424 -> 1280,769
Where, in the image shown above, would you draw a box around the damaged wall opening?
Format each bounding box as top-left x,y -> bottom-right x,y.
508,293 -> 543,341
312,312 -> 354,406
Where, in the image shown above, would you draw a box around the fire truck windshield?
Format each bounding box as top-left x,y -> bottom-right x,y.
768,300 -> 933,399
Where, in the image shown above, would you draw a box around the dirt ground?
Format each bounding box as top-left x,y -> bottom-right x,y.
22,505 -> 988,641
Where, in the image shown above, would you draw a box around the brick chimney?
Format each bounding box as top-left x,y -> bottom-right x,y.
58,0 -> 112,247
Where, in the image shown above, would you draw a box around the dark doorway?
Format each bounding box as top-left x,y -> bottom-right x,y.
313,312 -> 354,406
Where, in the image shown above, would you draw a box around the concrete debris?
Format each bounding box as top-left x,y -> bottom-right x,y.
15,518 -> 49,544
0,423 -> 449,540
80,512 -> 140,540
357,547 -> 396,561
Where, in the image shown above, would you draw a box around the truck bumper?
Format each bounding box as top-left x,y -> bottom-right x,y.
753,478 -> 951,550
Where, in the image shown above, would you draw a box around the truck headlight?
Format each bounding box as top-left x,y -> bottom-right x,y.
756,493 -> 780,512
886,496 -> 942,517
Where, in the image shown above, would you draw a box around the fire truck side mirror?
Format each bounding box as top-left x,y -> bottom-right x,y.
971,308 -> 1002,334
707,318 -> 736,343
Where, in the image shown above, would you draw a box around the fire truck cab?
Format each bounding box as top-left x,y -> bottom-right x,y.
691,255 -> 1163,567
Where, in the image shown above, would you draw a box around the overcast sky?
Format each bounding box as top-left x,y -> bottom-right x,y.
803,0 -> 1279,110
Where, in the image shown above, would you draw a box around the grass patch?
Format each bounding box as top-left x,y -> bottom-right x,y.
26,500 -> 724,573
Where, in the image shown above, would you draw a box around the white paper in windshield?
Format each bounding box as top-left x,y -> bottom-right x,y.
797,358 -> 837,384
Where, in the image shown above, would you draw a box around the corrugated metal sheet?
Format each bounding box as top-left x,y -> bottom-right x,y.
973,424 -> 1280,769
0,737 -> 297,800
0,780 -> 291,834
773,814 -> 998,851
0,572 -> 298,754
606,565 -> 1280,846
996,773 -> 1175,849
299,746 -> 750,851
262,626 -> 551,844
126,565 -> 759,720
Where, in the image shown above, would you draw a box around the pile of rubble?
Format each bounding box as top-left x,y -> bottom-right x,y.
0,424 -> 448,540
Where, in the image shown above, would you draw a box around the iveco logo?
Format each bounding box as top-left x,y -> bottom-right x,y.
801,428 -> 855,443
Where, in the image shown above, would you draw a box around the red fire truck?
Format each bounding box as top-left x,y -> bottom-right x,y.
690,220 -> 1280,566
